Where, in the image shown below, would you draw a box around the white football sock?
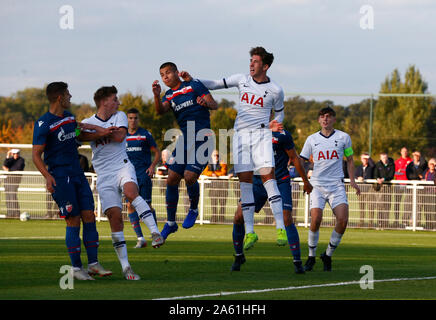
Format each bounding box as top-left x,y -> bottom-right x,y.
132,196 -> 159,234
111,231 -> 130,271
263,179 -> 284,229
308,229 -> 320,257
326,230 -> 343,256
240,182 -> 255,234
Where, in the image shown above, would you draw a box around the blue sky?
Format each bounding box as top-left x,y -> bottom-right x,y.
1,0 -> 435,106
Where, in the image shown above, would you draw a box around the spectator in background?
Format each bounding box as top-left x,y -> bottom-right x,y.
355,152 -> 376,227
422,158 -> 436,230
374,152 -> 395,228
394,147 -> 412,227
202,150 -> 228,223
406,151 -> 428,226
156,149 -> 171,176
156,149 -> 171,198
406,151 -> 428,180
2,149 -> 25,217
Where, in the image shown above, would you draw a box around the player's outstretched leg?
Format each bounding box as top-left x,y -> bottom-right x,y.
128,211 -> 147,248
131,195 -> 164,248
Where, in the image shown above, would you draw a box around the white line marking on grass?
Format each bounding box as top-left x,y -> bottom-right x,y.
153,276 -> 436,300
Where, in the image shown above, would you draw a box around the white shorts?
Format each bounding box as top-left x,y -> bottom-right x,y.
309,182 -> 348,211
96,162 -> 138,213
232,128 -> 275,174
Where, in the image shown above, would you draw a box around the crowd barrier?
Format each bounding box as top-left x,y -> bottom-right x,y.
0,171 -> 435,231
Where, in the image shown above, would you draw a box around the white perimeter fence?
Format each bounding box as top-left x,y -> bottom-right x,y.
1,171 -> 435,232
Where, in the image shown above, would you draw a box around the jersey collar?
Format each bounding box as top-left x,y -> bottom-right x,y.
319,130 -> 336,139
252,76 -> 270,85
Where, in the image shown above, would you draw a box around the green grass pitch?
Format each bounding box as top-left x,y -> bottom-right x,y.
0,219 -> 436,300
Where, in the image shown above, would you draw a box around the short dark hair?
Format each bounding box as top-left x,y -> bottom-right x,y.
46,82 -> 68,103
159,62 -> 178,72
318,106 -> 336,117
127,108 -> 139,114
249,47 -> 274,67
94,86 -> 117,107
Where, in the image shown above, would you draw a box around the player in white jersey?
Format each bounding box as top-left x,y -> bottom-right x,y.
81,86 -> 164,280
299,106 -> 360,272
182,47 -> 286,270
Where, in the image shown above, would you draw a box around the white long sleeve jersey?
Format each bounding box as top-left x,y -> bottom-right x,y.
200,74 -> 284,131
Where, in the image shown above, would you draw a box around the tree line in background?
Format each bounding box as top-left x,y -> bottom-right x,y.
0,65 -> 435,162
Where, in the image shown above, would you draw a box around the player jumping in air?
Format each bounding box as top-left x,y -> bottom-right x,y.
152,62 -> 218,240
182,47 -> 288,271
231,125 -> 313,273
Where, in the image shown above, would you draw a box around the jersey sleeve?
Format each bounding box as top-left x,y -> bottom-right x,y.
343,134 -> 353,157
79,117 -> 95,133
161,90 -> 170,105
300,136 -> 312,160
279,131 -> 295,151
32,120 -> 49,146
273,87 -> 285,112
199,74 -> 244,90
146,130 -> 157,148
117,111 -> 128,129
223,74 -> 245,88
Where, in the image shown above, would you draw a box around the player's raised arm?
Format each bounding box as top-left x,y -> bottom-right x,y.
179,71 -> 243,91
76,122 -> 117,142
109,127 -> 127,143
152,80 -> 171,115
196,93 -> 218,110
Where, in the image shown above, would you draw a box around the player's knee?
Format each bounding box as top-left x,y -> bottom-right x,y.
80,210 -> 96,223
183,172 -> 198,186
234,213 -> 244,224
337,216 -> 348,231
283,210 -> 293,226
233,205 -> 244,224
65,215 -> 81,227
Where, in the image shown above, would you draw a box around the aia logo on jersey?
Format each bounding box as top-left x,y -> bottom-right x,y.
272,137 -> 279,144
241,93 -> 264,107
318,150 -> 339,160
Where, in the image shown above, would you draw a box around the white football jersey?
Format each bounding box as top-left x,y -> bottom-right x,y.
81,111 -> 129,175
300,129 -> 353,185
201,74 -> 284,131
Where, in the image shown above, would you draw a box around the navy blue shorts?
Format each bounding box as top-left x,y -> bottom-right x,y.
51,174 -> 94,219
137,175 -> 152,204
168,140 -> 210,176
253,179 -> 293,213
